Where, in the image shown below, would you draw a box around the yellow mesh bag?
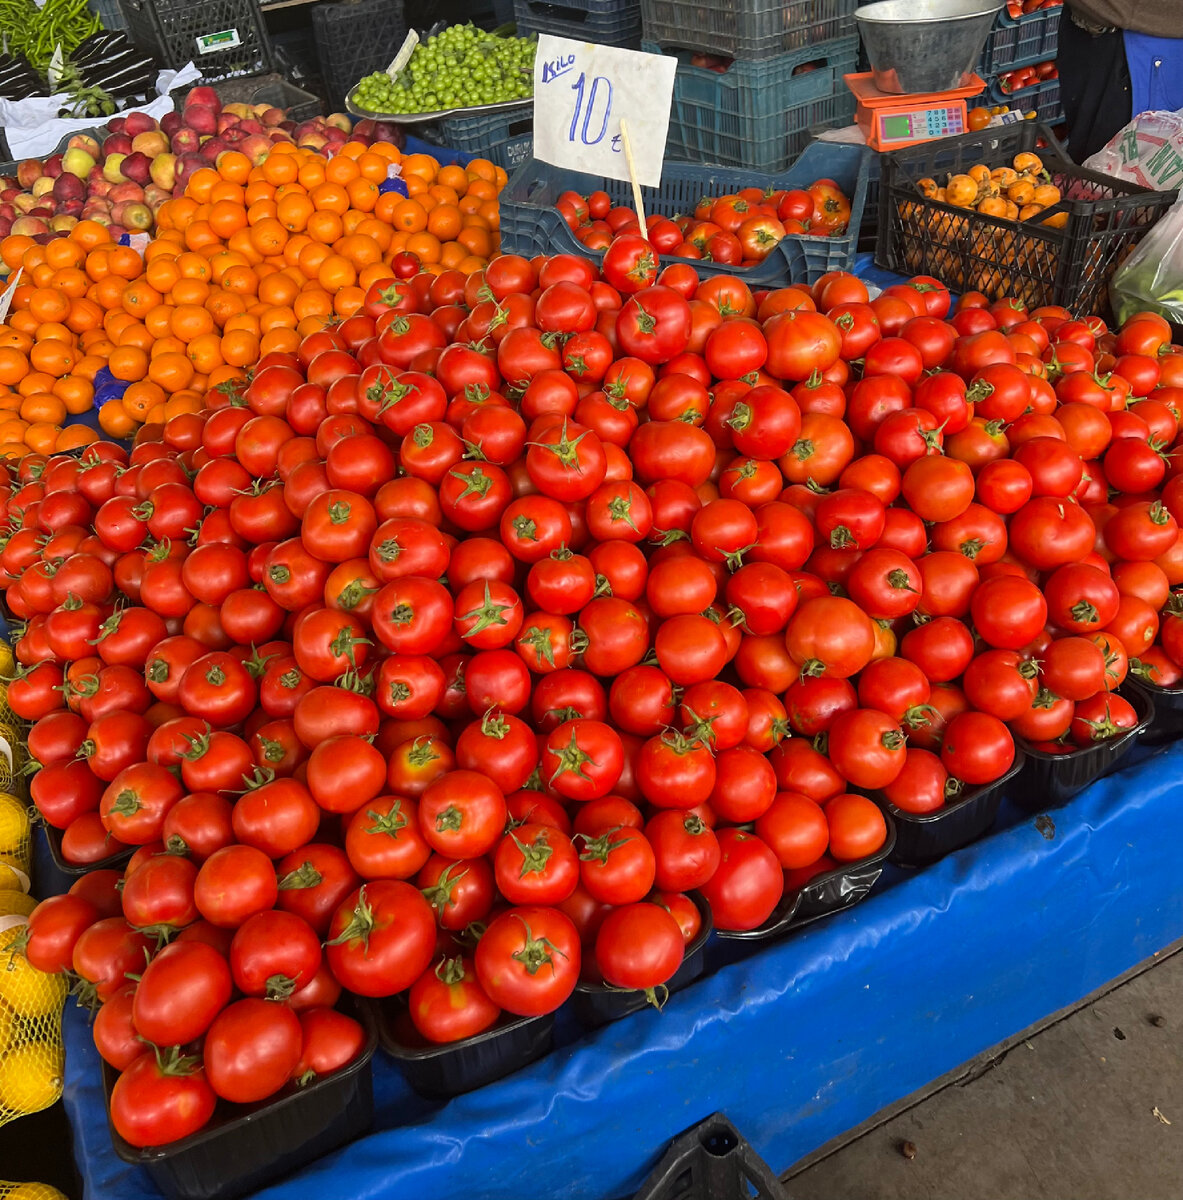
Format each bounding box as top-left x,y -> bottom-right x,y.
0,925 -> 67,1127
0,792 -> 31,881
0,1183 -> 70,1200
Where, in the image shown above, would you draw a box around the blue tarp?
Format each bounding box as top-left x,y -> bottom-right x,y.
59,738 -> 1183,1200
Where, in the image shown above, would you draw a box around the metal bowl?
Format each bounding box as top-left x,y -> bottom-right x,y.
855,0 -> 1003,95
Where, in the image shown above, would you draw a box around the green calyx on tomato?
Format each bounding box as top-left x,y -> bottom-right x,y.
577,825 -> 629,865
511,830 -> 554,877
510,916 -> 568,977
458,582 -> 513,639
420,862 -> 469,915
547,726 -> 595,788
278,861 -> 323,891
448,466 -> 494,500
361,801 -> 409,838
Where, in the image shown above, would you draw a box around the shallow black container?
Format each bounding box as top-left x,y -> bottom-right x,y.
875,752 -> 1026,869
1009,686 -> 1156,812
716,813 -> 895,942
376,1004 -> 555,1098
104,999 -> 376,1200
40,820 -> 133,891
572,892 -> 712,1029
1124,675 -> 1183,748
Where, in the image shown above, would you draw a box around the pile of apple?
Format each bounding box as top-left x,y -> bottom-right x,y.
0,86 -> 355,243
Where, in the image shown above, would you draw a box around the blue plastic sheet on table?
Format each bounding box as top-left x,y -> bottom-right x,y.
63,738 -> 1183,1200
91,367 -> 128,411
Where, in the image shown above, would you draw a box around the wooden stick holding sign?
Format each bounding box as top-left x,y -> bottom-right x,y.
618,118 -> 648,243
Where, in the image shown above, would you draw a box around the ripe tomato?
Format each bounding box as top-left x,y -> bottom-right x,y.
110,1049 -> 217,1148
204,998 -> 303,1104
699,829 -> 783,932
824,794 -> 888,861
132,941 -> 232,1046
474,906 -> 581,1016
325,881 -> 436,997
230,910 -> 322,998
409,955 -> 501,1043
594,902 -> 685,994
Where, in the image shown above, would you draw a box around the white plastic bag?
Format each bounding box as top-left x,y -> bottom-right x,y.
1110,192 -> 1183,324
1083,109 -> 1183,191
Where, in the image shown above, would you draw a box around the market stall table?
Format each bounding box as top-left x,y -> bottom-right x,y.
59,736 -> 1183,1200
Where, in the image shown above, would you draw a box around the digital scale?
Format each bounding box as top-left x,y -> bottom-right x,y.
844,72 -> 987,152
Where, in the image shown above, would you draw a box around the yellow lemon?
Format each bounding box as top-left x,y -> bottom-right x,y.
0,793 -> 27,859
0,937 -> 65,1019
4,1184 -> 71,1200
0,862 -> 30,893
0,890 -> 35,919
0,1042 -> 64,1114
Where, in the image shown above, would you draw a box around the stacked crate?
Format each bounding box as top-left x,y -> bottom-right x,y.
640,0 -> 860,172
514,0 -> 642,49
976,4 -> 1064,125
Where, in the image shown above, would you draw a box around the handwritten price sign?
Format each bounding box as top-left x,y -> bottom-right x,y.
532,35 -> 676,188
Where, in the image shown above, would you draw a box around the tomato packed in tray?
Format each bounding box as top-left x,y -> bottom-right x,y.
553,179 -> 852,269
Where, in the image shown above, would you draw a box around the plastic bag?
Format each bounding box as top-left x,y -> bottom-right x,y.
1083,110 -> 1183,192
1110,193 -> 1183,325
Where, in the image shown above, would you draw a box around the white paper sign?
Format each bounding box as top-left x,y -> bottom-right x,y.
532,35 -> 676,189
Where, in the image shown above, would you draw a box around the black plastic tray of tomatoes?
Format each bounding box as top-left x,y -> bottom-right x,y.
572,891 -> 713,1029
102,997 -> 377,1200
872,752 -> 1027,869
715,814 -> 897,942
1124,675 -> 1183,748
1008,685 -> 1156,812
374,1002 -> 556,1099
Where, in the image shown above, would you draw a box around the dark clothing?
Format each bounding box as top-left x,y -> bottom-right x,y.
1067,0 -> 1183,38
1057,16 -> 1132,161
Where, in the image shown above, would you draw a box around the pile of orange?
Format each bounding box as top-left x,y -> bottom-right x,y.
0,141 -> 508,455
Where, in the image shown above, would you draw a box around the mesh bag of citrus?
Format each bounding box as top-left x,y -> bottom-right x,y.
0,792 -> 31,884
0,924 -> 67,1127
0,1183 -> 70,1199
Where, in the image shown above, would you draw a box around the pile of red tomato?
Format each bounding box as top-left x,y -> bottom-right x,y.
6,244 -> 1183,1150
555,179 -> 852,265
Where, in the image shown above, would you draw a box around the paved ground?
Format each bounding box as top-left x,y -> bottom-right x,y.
787,946 -> 1183,1200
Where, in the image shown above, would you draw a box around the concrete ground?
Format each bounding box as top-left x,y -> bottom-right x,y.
786,944 -> 1183,1200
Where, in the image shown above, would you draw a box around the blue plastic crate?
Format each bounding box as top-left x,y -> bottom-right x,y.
437,103 -> 534,172
88,0 -> 127,31
985,75 -> 1063,124
641,0 -> 857,62
978,5 -> 1062,75
646,35 -> 860,172
499,140 -> 872,287
514,0 -> 640,46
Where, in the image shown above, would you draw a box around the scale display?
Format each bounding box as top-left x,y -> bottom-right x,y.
877,106 -> 966,144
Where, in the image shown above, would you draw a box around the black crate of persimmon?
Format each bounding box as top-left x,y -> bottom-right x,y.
876,122 -> 1176,315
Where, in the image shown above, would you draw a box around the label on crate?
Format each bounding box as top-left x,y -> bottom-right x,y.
196,28 -> 243,54
532,35 -> 676,189
387,30 -> 419,80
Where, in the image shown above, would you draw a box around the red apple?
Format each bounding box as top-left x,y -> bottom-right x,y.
185,85 -> 221,115
119,152 -> 152,186
160,111 -> 182,137
185,105 -> 218,136
124,111 -> 159,137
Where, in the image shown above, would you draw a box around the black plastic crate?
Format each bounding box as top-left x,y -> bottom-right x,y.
1122,675 -> 1182,748
438,103 -> 533,172
984,75 -> 1063,125
312,0 -> 407,112
874,752 -> 1025,868
642,0 -> 855,61
375,1004 -> 554,1098
647,35 -> 859,172
573,892 -> 712,1029
499,141 -> 870,287
122,0 -> 273,80
1009,686 -> 1156,812
632,1114 -> 789,1200
250,78 -> 323,122
716,813 -> 896,942
104,999 -> 377,1200
515,0 -> 639,47
877,122 -> 1178,315
978,4 -> 1062,75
